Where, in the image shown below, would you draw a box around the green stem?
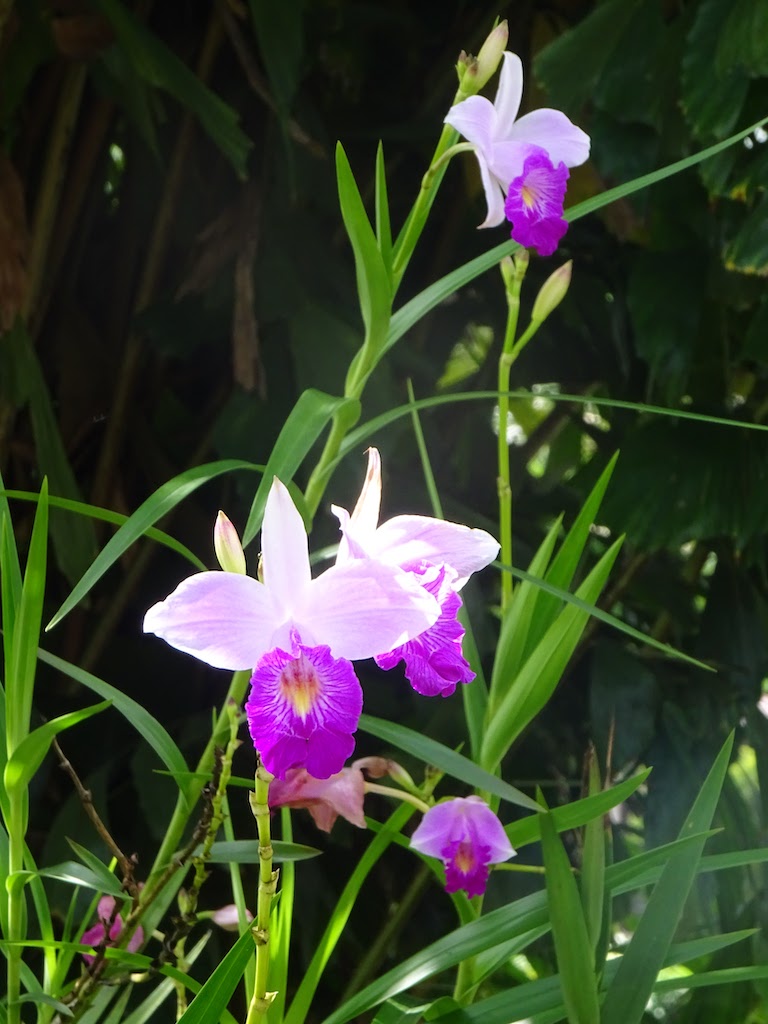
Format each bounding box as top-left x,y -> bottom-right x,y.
245,764 -> 277,1024
6,794 -> 25,1024
363,782 -> 431,814
496,256 -> 528,613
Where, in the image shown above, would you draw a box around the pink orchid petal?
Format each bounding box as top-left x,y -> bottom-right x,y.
444,95 -> 496,150
368,516 -> 499,588
144,571 -> 276,670
493,52 -> 524,137
261,478 -> 312,616
509,109 -> 591,168
301,559 -> 439,660
331,504 -> 370,562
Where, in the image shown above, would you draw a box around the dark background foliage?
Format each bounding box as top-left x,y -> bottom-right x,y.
3,0 -> 768,1018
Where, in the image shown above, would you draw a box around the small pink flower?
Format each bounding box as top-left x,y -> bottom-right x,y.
80,896 -> 143,964
410,796 -> 515,897
504,150 -> 569,256
210,904 -> 253,931
269,757 -> 396,832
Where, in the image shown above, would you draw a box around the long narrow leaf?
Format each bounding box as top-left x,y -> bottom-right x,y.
48,459 -> 261,630
600,732 -> 734,1024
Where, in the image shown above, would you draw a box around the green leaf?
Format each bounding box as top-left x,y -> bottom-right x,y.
1,489 -> 205,569
724,192 -> 768,274
580,750 -> 606,958
540,810 -> 600,1024
36,647 -> 188,783
717,0 -> 768,77
600,732 -> 735,1024
508,769 -> 650,849
207,840 -> 320,863
335,143 -> 392,353
359,715 -> 540,812
66,838 -> 125,891
4,701 -> 111,795
91,0 -> 252,176
35,860 -> 125,895
682,0 -> 750,140
48,459 -> 261,630
175,927 -> 256,1024
248,0 -> 304,116
242,390 -> 356,544
375,141 -> 393,274
7,479 -> 48,753
483,539 -> 623,772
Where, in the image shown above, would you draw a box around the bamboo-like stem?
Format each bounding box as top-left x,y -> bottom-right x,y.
6,794 -> 25,1024
245,764 -> 278,1024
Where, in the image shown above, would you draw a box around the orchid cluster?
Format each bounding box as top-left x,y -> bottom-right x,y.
445,50 -> 590,256
143,450 -> 512,895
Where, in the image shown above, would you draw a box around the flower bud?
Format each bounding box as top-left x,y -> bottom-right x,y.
456,22 -> 508,97
531,260 -> 572,323
210,904 -> 253,931
214,511 -> 246,575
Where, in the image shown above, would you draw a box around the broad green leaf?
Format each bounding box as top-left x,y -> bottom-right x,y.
725,192 -> 768,274
1,488 -> 205,569
36,648 -> 188,782
91,0 -> 252,176
48,459 -> 261,629
242,390 -> 356,544
4,700 -> 111,795
717,0 -> 768,77
359,715 -> 540,812
682,0 -> 750,141
600,732 -> 734,1024
540,810 -> 600,1024
207,840 -> 320,863
176,927 -> 256,1024
483,539 -> 623,772
336,143 -> 392,352
248,0 -> 304,116
7,479 -> 48,753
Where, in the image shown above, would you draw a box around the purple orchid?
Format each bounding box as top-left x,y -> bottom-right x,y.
444,51 -> 589,245
144,478 -> 440,779
332,449 -> 499,698
410,796 -> 515,897
80,896 -> 143,964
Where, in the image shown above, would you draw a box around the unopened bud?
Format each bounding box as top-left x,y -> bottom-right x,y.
214,511 -> 246,574
456,21 -> 508,97
531,260 -> 572,323
210,904 -> 253,931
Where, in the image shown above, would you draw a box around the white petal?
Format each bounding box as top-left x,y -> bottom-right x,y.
143,572 -> 276,670
493,52 -> 524,138
444,95 -> 496,153
487,139 -> 541,191
370,516 -> 499,588
476,152 -> 507,228
331,503 -> 370,563
299,560 -> 440,661
261,478 -> 312,615
509,109 -> 591,168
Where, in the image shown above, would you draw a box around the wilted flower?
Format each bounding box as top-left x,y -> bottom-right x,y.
410,796 -> 515,897
269,756 -> 396,832
444,51 -> 589,244
333,449 -> 498,697
144,478 -> 439,779
80,895 -> 143,964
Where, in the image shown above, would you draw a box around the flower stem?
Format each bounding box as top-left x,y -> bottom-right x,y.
245,763 -> 278,1024
497,254 -> 528,612
6,793 -> 25,1024
363,782 -> 431,814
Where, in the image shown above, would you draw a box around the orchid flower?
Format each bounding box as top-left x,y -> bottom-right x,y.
268,756 -> 395,832
144,478 -> 440,779
80,896 -> 143,964
444,51 -> 589,249
332,449 -> 499,697
410,796 -> 515,897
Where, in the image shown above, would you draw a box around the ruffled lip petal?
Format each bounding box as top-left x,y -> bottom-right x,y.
260,478 -> 312,617
509,109 -> 591,168
300,559 -> 440,660
492,52 -> 524,137
369,516 -> 500,588
143,571 -> 277,670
